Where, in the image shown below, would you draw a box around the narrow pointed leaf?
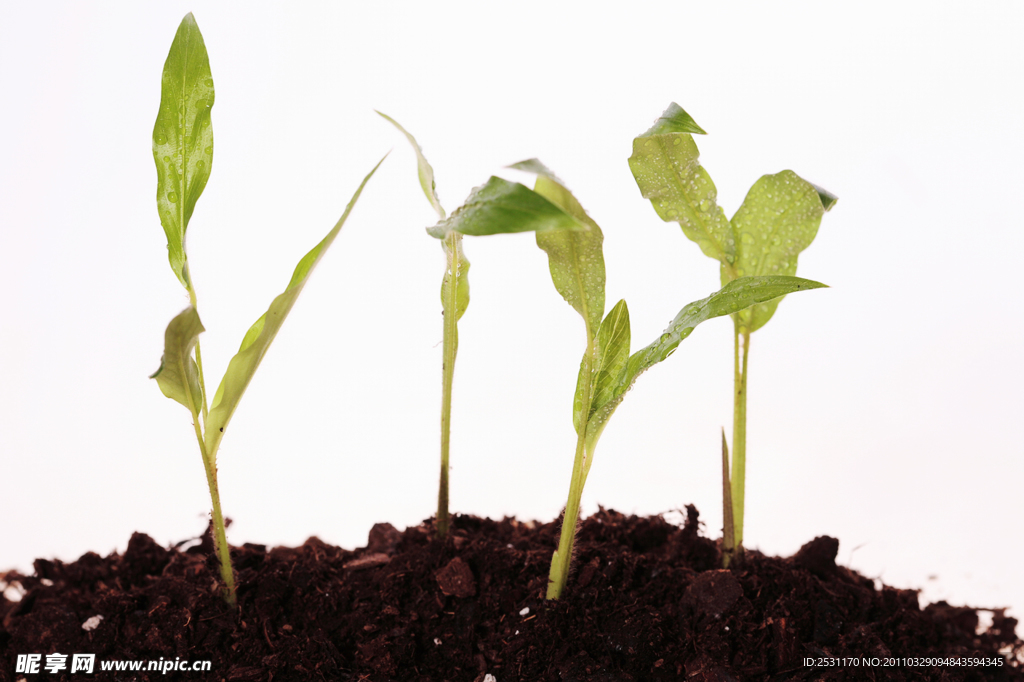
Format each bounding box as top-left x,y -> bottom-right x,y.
427,176 -> 586,239
584,276 -> 826,448
629,103 -> 734,268
204,157 -> 386,457
590,300 -> 630,421
376,111 -> 445,219
728,171 -> 832,332
721,428 -> 735,560
151,306 -> 205,413
153,13 -> 215,289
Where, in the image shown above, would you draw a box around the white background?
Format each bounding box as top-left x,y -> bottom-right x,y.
2,3 -> 1022,627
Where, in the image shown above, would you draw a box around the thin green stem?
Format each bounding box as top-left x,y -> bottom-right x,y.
547,340 -> 596,600
437,232 -> 462,539
195,423 -> 236,606
186,283 -> 209,425
730,323 -> 750,551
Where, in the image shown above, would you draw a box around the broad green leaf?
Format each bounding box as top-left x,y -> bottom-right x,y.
583,275 -> 826,452
629,103 -> 734,268
153,13 -> 215,290
204,156 -> 386,458
528,172 -> 606,340
376,111 -> 445,219
441,233 -> 471,323
728,171 -> 835,332
427,176 -> 586,239
151,306 -> 205,413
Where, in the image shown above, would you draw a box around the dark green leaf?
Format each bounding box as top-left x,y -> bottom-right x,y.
153,13 -> 215,290
426,176 -> 586,239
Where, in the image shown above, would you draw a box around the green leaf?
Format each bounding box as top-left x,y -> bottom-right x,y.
153,13 -> 215,290
638,102 -> 707,137
728,171 -> 833,332
589,300 -> 630,425
376,111 -> 445,219
441,233 -> 470,323
426,176 -> 586,239
204,156 -> 386,458
528,171 -> 606,340
584,275 -> 826,449
151,306 -> 205,414
628,103 -> 734,268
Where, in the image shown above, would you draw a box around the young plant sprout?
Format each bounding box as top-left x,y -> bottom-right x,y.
379,114 -> 587,538
443,161 -> 823,599
149,14 -> 384,605
629,103 -> 837,565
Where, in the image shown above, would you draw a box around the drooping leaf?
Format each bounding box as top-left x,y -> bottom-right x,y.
526,168 -> 606,340
151,306 -> 205,413
204,156 -> 386,458
153,13 -> 215,290
376,111 -> 445,219
728,171 -> 835,332
583,275 -> 826,451
427,176 -> 586,239
629,103 -> 734,268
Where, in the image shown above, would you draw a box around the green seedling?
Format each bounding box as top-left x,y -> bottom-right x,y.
629,103 -> 837,565
149,14 -> 384,605
497,161 -> 826,599
380,114 -> 587,539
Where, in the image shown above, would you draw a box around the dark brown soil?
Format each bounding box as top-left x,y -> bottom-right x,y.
2,507 -> 1020,681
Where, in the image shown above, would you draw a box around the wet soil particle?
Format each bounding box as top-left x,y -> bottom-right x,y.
1,507 -> 1020,681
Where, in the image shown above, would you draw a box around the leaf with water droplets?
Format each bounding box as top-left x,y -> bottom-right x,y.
583,276 -> 826,449
153,13 -> 215,290
728,171 -> 835,332
628,103 -> 734,267
204,156 -> 385,459
427,176 -> 586,239
521,163 -> 607,342
151,306 -> 205,414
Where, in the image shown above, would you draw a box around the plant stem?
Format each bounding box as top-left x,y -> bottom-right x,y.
731,322 -> 751,551
437,232 -> 462,539
186,282 -> 209,424
195,419 -> 236,606
547,341 -> 596,600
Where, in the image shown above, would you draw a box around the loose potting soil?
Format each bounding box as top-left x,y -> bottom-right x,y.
2,507 -> 1020,681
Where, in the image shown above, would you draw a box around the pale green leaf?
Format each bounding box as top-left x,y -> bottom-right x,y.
628,103 -> 734,267
426,176 -> 586,239
153,13 -> 215,290
638,102 -> 707,137
441,233 -> 470,323
728,171 -> 831,332
571,300 -> 629,436
584,276 -> 826,448
151,306 -> 205,414
204,156 -> 386,458
376,111 -> 445,219
531,175 -> 606,340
